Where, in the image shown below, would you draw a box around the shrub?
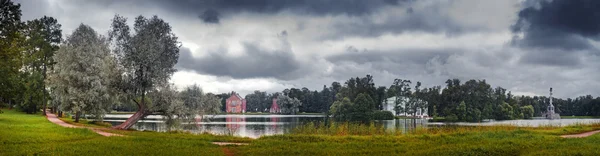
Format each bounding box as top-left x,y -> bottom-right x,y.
371,110 -> 394,120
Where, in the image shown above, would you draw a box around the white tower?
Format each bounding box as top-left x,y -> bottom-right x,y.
548,88 -> 554,114
546,87 -> 560,119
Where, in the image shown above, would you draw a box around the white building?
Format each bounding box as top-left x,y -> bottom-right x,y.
383,97 -> 428,118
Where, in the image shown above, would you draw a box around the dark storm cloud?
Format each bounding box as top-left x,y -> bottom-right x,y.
512,0 -> 600,50
327,7 -> 466,39
176,44 -> 301,80
512,0 -> 600,67
200,9 -> 220,24
80,0 -> 409,23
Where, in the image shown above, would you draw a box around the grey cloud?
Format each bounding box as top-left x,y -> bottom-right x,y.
511,0 -> 600,67
200,9 -> 220,24
512,0 -> 600,50
326,48 -> 460,77
322,1 -> 481,39
78,0 -> 409,23
176,43 -> 301,80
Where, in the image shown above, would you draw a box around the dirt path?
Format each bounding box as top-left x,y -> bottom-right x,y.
46,112 -> 123,137
560,130 -> 600,138
221,147 -> 235,156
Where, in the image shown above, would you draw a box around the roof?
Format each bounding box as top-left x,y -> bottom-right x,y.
229,91 -> 244,100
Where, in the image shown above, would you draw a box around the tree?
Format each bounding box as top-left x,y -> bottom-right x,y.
277,94 -> 302,115
521,105 -> 534,119
109,15 -> 180,129
48,24 -> 116,122
179,85 -> 221,118
350,93 -> 374,122
375,86 -> 387,110
0,0 -> 25,108
391,78 -> 411,116
19,16 -> 62,114
330,97 -> 353,121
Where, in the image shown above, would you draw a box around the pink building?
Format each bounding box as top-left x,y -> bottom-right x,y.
226,91 -> 246,113
270,98 -> 280,113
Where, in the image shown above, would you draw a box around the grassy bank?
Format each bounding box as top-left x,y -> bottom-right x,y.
2,109 -> 600,155
0,109 -> 249,155
238,122 -> 600,155
561,116 -> 600,119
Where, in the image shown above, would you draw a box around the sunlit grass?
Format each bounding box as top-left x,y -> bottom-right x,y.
0,109 -> 243,155
3,109 -> 600,156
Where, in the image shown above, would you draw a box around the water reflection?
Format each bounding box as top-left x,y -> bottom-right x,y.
106,114 -> 600,138
104,114 -> 429,138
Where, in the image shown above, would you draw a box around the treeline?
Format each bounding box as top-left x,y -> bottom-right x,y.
0,1 -> 223,131
235,75 -> 600,122
0,1 -> 61,115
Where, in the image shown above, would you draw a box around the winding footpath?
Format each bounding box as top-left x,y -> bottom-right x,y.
45,111 -> 123,137
560,130 -> 600,138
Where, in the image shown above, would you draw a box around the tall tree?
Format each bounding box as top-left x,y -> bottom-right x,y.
109,15 -> 180,129
21,16 -> 62,114
277,94 -> 302,115
0,0 -> 24,108
48,24 -> 116,122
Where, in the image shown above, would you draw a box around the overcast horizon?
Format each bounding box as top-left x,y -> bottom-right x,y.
15,0 -> 600,98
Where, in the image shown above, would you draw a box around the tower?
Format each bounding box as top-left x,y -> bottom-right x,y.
546,87 -> 560,119
548,88 -> 554,114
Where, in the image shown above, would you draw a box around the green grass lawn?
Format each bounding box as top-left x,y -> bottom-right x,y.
0,109 -> 248,156
2,109 -> 600,156
561,116 -> 600,119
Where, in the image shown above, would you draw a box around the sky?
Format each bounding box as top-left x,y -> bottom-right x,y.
14,0 -> 600,98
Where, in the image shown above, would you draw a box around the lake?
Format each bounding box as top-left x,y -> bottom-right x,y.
103,114 -> 428,138
103,114 -> 600,138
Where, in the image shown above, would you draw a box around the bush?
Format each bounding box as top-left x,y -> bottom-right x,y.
371,110 -> 394,120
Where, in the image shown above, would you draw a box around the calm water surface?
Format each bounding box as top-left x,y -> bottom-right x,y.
104,114 -> 600,138
104,114 -> 427,138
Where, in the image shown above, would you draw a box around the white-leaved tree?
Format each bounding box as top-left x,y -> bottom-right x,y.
277,94 -> 302,115
48,24 -> 118,122
108,15 -> 180,129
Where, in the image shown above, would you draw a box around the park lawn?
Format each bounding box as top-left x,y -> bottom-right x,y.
3,109 -> 600,156
561,116 -> 600,119
235,129 -> 600,156
0,109 -> 242,156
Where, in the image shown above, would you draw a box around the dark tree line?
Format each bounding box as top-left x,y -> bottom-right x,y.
223,75 -> 600,122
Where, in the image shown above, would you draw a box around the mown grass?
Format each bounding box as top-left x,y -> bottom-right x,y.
561,116 -> 600,119
3,109 -> 600,155
59,116 -> 114,128
237,122 -> 600,156
0,109 -> 248,156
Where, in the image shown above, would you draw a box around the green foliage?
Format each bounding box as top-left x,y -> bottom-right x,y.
108,14 -> 181,128
48,24 -> 116,122
330,94 -> 377,122
371,110 -> 394,120
499,102 -> 514,120
521,105 -> 534,119
277,94 -> 302,115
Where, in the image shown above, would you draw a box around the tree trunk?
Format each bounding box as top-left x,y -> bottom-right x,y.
42,62 -> 47,116
113,91 -> 148,130
113,103 -> 148,130
75,111 -> 81,122
58,111 -> 63,118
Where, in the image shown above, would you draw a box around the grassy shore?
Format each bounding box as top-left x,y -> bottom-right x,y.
561,116 -> 600,119
0,109 -> 249,156
2,109 -> 600,155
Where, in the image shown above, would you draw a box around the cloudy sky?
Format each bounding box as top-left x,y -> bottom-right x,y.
15,0 -> 600,98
